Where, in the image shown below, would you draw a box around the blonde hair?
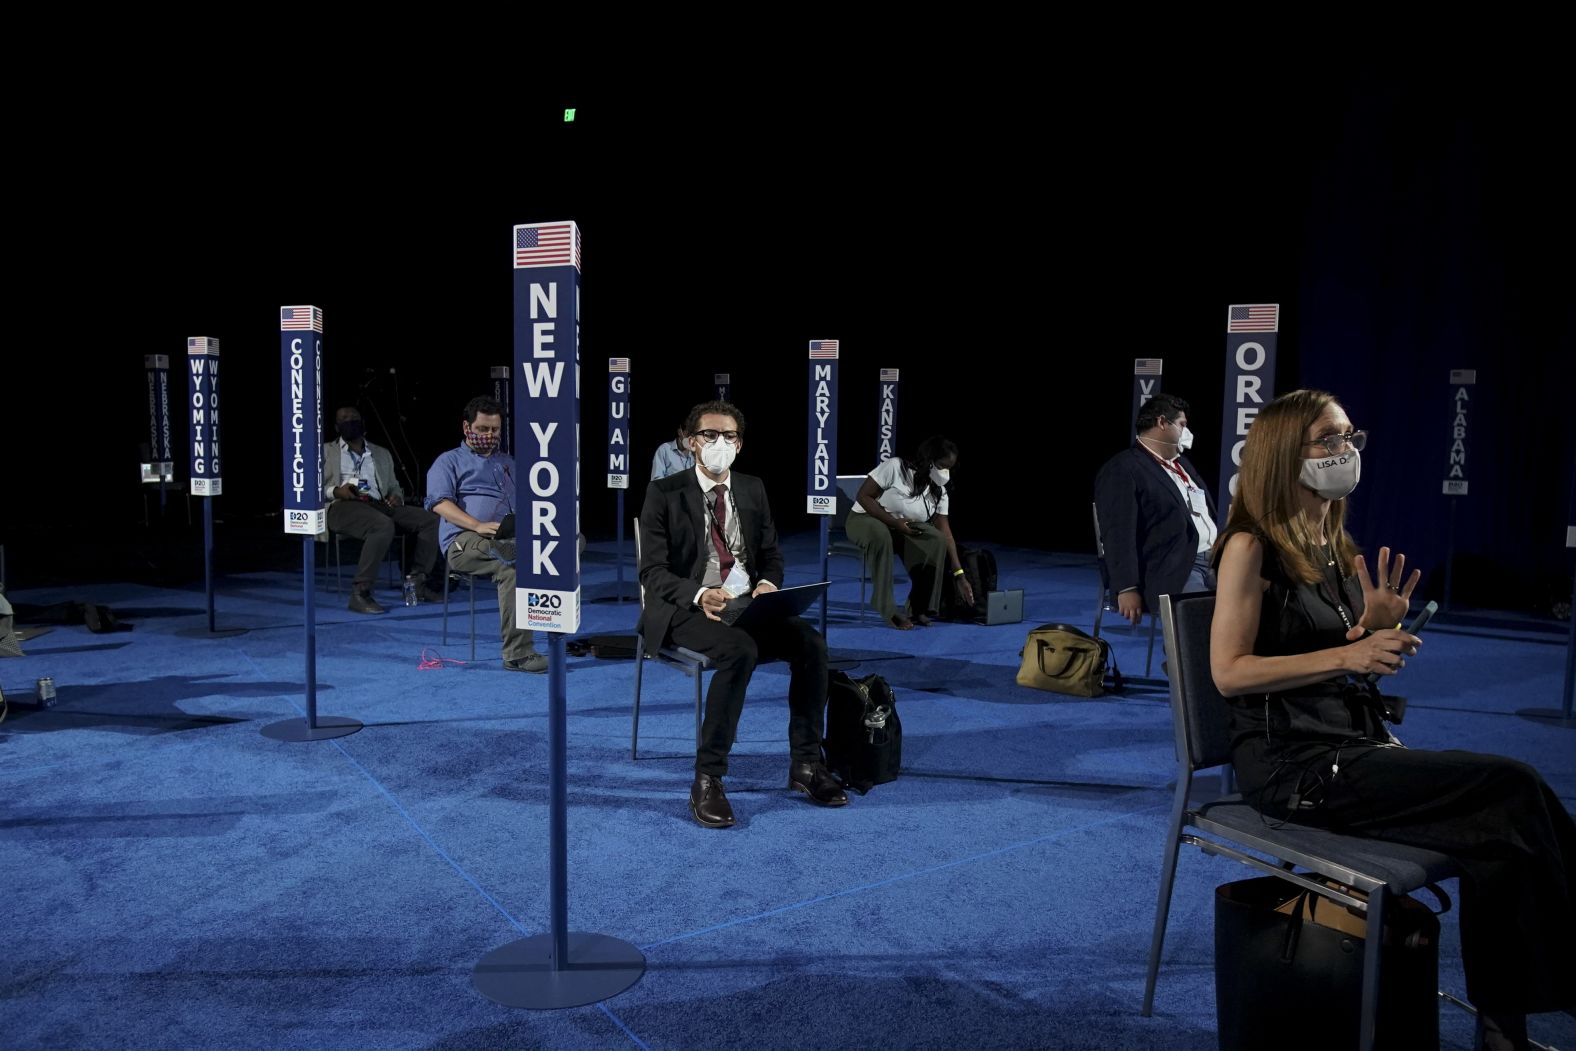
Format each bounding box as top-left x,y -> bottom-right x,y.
1217,389 -> 1358,585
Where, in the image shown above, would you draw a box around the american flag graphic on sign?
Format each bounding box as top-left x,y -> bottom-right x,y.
187,337 -> 218,353
608,358 -> 630,372
280,306 -> 323,332
515,223 -> 578,269
1227,304 -> 1278,333
808,340 -> 839,359
1133,358 -> 1163,375
880,368 -> 900,381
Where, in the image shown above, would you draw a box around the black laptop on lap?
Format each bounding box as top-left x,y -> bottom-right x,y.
717,582 -> 830,628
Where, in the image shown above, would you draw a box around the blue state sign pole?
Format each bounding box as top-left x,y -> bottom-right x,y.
808,341 -> 839,635
178,337 -> 247,638
144,354 -> 175,518
877,368 -> 899,465
473,221 -> 644,1009
491,365 -> 513,456
1440,369 -> 1476,616
609,358 -> 632,604
262,306 -> 360,742
1132,358 -> 1162,435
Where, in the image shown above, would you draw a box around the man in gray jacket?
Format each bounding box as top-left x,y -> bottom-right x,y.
324,406 -> 441,614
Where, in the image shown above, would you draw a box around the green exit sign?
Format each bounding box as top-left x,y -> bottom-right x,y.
564,108 -> 576,122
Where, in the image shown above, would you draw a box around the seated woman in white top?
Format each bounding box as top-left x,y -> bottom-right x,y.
847,436 -> 974,629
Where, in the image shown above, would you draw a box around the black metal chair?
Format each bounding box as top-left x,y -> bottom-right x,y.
1091,501 -> 1159,675
440,559 -> 480,661
326,531 -> 406,596
828,472 -> 912,623
629,519 -> 709,760
1142,591 -> 1461,1051
827,474 -> 873,623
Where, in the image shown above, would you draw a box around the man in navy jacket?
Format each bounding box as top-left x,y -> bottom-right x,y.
1093,394 -> 1219,625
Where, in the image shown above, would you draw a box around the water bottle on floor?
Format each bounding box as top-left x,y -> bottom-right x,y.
403,575 -> 418,607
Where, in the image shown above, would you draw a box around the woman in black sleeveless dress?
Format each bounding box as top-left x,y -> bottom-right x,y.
1210,389 -> 1575,1051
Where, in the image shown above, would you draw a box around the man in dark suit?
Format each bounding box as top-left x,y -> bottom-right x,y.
639,400 -> 847,828
1093,394 -> 1219,626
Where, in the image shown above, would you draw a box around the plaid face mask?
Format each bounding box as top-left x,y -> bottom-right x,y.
465,428 -> 500,455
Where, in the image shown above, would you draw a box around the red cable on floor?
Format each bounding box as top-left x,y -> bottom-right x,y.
418,647 -> 468,670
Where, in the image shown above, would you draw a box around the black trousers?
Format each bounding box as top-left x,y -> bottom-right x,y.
666,608 -> 829,777
326,500 -> 440,591
1234,736 -> 1576,1014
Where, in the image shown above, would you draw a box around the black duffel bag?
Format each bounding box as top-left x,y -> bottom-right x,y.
821,670 -> 901,794
1215,876 -> 1446,1051
939,546 -> 997,623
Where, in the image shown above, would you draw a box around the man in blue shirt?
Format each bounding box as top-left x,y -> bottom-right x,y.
649,422 -> 695,483
425,396 -> 545,673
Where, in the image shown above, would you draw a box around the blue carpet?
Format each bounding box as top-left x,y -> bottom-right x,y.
2,535 -> 1572,1050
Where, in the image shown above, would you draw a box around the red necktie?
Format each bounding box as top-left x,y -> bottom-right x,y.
710,484 -> 735,580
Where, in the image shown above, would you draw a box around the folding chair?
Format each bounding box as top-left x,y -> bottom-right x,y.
1092,501 -> 1160,675
440,565 -> 480,661
1142,591 -> 1461,1051
827,474 -> 874,622
330,531 -> 406,596
630,519 -> 710,759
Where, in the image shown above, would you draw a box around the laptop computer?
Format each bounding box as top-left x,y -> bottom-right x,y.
985,588 -> 1025,625
717,581 -> 831,628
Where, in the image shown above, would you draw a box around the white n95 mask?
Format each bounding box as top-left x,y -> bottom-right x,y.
697,437 -> 737,473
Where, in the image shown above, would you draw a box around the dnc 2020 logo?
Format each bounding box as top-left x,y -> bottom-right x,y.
527,593 -> 564,609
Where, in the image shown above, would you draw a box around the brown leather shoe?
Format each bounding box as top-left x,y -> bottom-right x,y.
690,774 -> 735,828
789,760 -> 849,807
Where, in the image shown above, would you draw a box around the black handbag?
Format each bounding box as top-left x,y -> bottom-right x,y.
1214,876 -> 1447,1051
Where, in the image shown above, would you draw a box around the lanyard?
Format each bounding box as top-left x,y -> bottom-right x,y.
1147,448 -> 1192,487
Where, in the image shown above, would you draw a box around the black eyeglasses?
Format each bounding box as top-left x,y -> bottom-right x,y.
1306,430 -> 1367,456
692,429 -> 740,444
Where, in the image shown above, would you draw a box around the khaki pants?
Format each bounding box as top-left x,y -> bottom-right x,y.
446,532 -> 539,662
845,514 -> 946,621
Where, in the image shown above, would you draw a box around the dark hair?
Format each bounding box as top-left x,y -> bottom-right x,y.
463,396 -> 504,424
684,400 -> 746,437
903,435 -> 958,506
1136,393 -> 1190,433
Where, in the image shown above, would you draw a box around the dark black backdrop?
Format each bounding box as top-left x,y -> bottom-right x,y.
7,63 -> 1571,611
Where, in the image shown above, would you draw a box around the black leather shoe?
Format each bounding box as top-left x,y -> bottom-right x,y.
503,652 -> 548,673
689,774 -> 735,828
348,589 -> 386,614
789,761 -> 849,807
